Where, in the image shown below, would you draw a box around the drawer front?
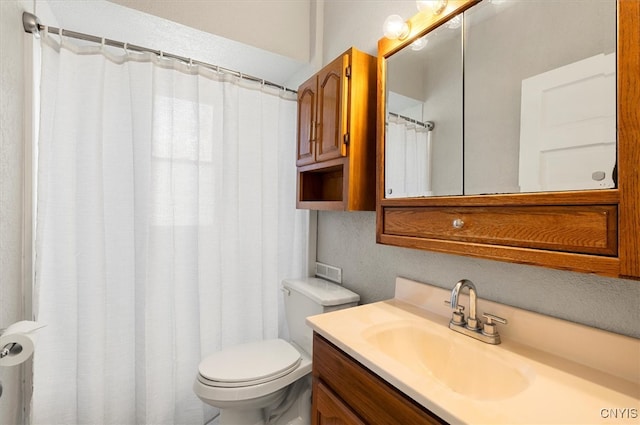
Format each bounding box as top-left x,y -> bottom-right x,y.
382,205 -> 617,256
313,333 -> 446,425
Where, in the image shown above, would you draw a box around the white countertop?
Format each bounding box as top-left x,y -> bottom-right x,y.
306,278 -> 640,425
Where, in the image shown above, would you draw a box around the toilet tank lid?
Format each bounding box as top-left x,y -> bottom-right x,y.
282,277 -> 360,306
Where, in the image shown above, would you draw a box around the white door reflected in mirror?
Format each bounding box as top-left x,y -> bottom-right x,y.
519,53 -> 616,193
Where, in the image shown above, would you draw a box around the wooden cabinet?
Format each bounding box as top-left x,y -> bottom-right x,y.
297,56 -> 345,166
376,0 -> 639,279
312,333 -> 446,425
297,48 -> 376,211
313,381 -> 366,425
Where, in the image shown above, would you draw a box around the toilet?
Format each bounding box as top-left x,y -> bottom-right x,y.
193,277 -> 360,425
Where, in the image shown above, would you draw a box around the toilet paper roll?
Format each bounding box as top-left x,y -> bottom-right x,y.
0,320 -> 45,367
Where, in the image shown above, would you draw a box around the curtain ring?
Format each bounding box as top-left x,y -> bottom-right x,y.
123,42 -> 129,54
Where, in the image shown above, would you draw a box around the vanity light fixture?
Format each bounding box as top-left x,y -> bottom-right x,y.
383,14 -> 411,40
416,0 -> 448,15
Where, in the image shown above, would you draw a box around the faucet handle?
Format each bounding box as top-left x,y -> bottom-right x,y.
482,312 -> 507,325
444,300 -> 466,325
481,313 -> 507,337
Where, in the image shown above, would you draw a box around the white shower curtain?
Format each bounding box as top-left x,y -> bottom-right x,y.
385,116 -> 432,198
32,32 -> 308,424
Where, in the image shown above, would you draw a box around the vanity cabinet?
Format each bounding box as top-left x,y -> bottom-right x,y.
297,48 -> 377,211
376,0 -> 639,279
312,333 -> 446,425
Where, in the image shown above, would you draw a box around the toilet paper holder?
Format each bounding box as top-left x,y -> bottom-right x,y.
1,342 -> 22,359
0,321 -> 44,366
0,328 -> 22,360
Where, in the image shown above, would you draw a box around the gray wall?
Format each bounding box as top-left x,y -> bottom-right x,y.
318,0 -> 640,339
317,212 -> 640,338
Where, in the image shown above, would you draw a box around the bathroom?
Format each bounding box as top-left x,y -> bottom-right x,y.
1,0 -> 638,424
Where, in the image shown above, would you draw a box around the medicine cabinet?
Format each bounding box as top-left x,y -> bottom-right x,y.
376,0 -> 639,279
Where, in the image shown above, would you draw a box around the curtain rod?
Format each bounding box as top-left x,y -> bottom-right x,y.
22,11 -> 297,94
388,112 -> 434,131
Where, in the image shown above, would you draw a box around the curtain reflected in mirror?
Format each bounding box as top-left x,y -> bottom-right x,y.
385,104 -> 434,198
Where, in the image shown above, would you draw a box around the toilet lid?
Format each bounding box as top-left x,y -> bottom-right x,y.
198,339 -> 301,388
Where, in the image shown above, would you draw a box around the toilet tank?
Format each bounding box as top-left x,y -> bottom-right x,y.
282,277 -> 359,355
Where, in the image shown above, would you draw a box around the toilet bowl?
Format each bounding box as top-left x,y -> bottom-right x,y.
193,277 -> 359,425
194,339 -> 312,425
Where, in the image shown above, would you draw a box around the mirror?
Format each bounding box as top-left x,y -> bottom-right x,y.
384,0 -> 617,199
385,22 -> 463,198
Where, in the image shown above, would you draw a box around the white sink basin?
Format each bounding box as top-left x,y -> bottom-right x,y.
363,320 -> 534,400
307,279 -> 640,424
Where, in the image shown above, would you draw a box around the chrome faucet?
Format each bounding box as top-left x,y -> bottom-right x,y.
451,279 -> 480,330
446,279 -> 507,345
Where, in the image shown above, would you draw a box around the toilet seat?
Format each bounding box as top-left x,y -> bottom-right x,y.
198,339 -> 302,388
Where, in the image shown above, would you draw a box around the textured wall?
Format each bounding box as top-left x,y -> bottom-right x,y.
317,211 -> 640,338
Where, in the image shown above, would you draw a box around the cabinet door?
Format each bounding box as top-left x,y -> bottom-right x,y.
312,380 -> 366,425
297,76 -> 317,166
316,54 -> 348,163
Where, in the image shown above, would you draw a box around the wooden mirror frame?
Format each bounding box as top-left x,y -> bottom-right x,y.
376,0 -> 639,279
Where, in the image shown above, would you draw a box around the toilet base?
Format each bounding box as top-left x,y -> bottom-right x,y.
219,408 -> 265,425
216,386 -> 287,425
216,376 -> 311,425
280,378 -> 312,425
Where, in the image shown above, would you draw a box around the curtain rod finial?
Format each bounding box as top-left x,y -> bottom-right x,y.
23,12 -> 41,35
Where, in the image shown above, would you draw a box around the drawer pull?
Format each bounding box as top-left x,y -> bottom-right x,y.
452,218 -> 464,229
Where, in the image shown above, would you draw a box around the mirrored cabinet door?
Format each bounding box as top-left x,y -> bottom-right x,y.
385,22 -> 463,198
464,0 -> 617,196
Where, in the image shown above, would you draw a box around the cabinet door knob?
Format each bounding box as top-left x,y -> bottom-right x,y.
452,218 -> 464,229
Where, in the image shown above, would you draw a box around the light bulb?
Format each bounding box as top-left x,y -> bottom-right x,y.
383,15 -> 410,40
410,37 -> 428,51
416,0 -> 448,15
447,14 -> 462,29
